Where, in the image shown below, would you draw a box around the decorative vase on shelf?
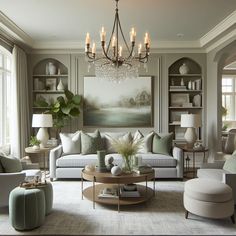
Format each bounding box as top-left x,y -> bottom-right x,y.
57,79 -> 64,91
188,81 -> 192,90
180,78 -> 185,86
48,62 -> 57,75
179,63 -> 189,75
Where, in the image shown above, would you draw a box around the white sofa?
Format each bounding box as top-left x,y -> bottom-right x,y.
49,132 -> 184,180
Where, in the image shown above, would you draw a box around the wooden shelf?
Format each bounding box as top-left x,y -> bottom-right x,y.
169,123 -> 181,126
33,74 -> 68,77
169,74 -> 202,77
33,90 -> 64,93
169,106 -> 202,109
169,90 -> 202,92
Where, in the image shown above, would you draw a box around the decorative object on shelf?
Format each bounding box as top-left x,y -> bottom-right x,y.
96,150 -> 108,172
111,165 -> 122,176
187,81 -> 192,90
46,78 -> 57,90
85,164 -> 95,172
32,114 -> 53,148
110,137 -> 143,173
48,62 -> 57,75
84,0 -> 150,82
29,136 -> 41,150
170,93 -> 190,107
181,114 -> 201,148
180,78 -> 185,86
57,79 -> 64,91
57,68 -> 61,75
83,76 -> 153,127
191,81 -> 196,90
106,156 -> 114,171
171,111 -> 188,123
182,103 -> 193,107
179,63 -> 189,75
193,142 -> 205,151
193,94 -> 201,107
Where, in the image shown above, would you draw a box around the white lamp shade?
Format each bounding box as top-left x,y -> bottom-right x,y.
32,114 -> 53,128
181,114 -> 201,128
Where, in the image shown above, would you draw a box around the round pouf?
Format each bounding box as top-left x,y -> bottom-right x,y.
9,187 -> 45,231
184,178 -> 234,221
37,182 -> 53,215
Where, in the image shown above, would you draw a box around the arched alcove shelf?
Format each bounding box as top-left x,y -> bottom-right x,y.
32,58 -> 68,113
168,57 -> 204,144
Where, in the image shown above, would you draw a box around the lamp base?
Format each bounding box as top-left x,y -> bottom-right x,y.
184,127 -> 197,149
36,128 -> 49,148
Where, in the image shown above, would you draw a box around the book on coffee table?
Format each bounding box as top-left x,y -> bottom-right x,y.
133,165 -> 153,174
98,187 -> 119,199
120,186 -> 140,198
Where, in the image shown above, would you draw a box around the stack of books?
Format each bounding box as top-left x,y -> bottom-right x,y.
133,165 -> 153,174
120,184 -> 140,198
98,187 -> 118,199
169,85 -> 187,91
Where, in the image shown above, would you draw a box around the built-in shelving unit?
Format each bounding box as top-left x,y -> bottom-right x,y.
168,58 -> 204,144
32,58 -> 68,113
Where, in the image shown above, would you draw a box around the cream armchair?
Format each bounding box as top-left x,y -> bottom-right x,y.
0,162 -> 41,207
197,161 -> 236,204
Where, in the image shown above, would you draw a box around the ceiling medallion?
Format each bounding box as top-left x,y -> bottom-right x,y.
85,0 -> 150,82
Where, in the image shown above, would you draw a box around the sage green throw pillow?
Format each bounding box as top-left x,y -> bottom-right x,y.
0,155 -> 22,173
81,130 -> 103,154
223,155 -> 236,173
152,133 -> 173,155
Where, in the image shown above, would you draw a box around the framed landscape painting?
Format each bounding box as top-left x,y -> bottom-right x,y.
83,76 -> 153,127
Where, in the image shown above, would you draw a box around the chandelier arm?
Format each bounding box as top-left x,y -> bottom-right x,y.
102,44 -> 113,61
126,43 -> 135,60
86,52 -> 95,60
117,14 -> 131,54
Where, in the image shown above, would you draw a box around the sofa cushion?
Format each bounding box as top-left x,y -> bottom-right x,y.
223,155 -> 236,173
81,130 -> 103,154
60,131 -> 81,155
104,132 -> 132,154
152,133 -> 173,155
56,154 -> 98,167
0,155 -> 22,173
197,169 -> 230,182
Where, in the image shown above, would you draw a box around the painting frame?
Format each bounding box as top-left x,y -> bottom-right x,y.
170,93 -> 190,107
83,76 -> 154,127
170,111 -> 189,123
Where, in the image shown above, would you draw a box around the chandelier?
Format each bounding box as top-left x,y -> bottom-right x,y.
85,0 -> 150,82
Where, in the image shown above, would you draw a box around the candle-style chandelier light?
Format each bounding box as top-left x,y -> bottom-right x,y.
85,0 -> 150,82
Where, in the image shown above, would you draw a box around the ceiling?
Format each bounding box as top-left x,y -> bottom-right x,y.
0,0 -> 236,50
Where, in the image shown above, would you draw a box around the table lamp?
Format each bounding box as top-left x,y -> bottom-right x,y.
181,114 -> 201,148
32,114 -> 53,148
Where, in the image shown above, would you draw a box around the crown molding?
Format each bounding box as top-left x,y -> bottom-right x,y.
200,10 -> 236,47
0,11 -> 34,47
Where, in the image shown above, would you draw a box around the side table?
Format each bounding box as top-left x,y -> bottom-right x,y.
178,145 -> 209,178
25,147 -> 51,181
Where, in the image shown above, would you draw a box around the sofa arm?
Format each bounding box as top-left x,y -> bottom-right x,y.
49,145 -> 63,179
173,146 -> 184,178
223,173 -> 236,203
200,160 -> 225,169
0,172 -> 25,207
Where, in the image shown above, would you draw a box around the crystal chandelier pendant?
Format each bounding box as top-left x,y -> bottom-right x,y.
84,0 -> 150,82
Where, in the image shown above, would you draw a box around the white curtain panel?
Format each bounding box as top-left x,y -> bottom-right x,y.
10,45 -> 30,158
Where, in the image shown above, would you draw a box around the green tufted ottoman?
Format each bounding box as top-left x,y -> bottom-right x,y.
37,182 -> 53,215
9,187 -> 45,231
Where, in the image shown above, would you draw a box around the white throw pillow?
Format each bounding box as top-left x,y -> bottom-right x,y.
60,131 -> 81,154
105,132 -> 132,154
138,131 -> 154,153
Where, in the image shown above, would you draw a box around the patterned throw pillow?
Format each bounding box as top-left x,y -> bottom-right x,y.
81,130 -> 103,155
152,133 -> 173,155
0,155 -> 22,173
60,131 -> 81,154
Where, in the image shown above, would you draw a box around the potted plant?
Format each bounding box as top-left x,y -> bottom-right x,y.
111,138 -> 143,173
29,136 -> 41,150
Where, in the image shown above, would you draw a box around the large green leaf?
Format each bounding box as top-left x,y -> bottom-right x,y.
61,103 -> 74,114
65,89 -> 74,100
69,108 -> 80,117
72,95 -> 81,105
57,96 -> 66,105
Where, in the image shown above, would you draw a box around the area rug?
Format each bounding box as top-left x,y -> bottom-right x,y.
0,180 -> 235,235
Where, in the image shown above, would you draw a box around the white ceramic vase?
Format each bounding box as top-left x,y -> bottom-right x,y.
57,79 -> 64,91
179,63 -> 189,75
48,62 -> 57,75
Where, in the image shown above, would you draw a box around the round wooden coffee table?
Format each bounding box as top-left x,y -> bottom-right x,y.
81,169 -> 155,212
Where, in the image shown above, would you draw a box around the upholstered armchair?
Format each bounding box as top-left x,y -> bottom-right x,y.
197,160 -> 236,203
0,162 -> 41,207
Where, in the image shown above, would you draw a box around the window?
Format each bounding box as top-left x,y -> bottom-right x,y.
0,47 -> 12,145
222,75 -> 236,121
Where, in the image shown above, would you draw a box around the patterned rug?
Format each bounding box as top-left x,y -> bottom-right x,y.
0,180 -> 235,235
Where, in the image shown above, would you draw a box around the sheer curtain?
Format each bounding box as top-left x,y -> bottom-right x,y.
10,45 -> 30,158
